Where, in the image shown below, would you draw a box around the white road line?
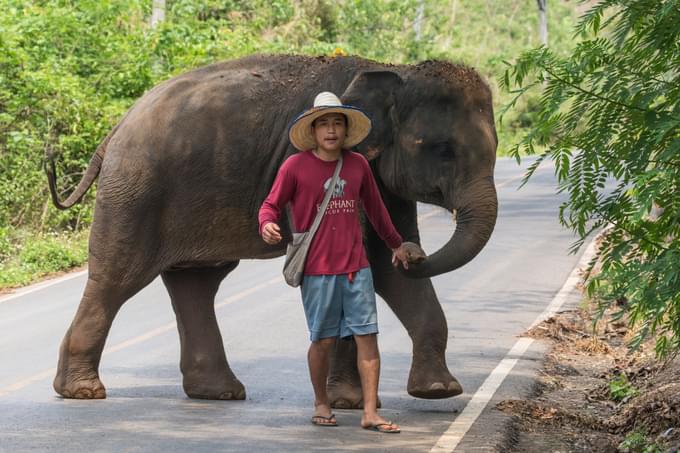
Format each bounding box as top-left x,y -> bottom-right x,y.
417,208 -> 449,223
0,369 -> 55,398
431,236 -> 599,452
0,276 -> 283,398
496,173 -> 525,189
430,338 -> 534,453
104,276 -> 282,355
0,269 -> 88,305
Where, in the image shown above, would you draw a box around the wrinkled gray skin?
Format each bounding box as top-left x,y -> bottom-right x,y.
48,54 -> 497,404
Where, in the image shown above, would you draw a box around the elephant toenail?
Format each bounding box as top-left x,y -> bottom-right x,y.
448,381 -> 463,395
75,388 -> 91,398
333,398 -> 352,409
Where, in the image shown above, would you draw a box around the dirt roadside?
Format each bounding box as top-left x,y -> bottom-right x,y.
497,303 -> 680,453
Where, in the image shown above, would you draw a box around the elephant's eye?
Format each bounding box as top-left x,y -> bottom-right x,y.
430,141 -> 455,159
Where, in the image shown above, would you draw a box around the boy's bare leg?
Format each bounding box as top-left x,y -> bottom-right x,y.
354,334 -> 399,431
309,337 -> 337,424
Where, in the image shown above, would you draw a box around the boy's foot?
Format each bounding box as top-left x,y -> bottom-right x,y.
362,422 -> 400,434
311,413 -> 338,426
361,415 -> 400,433
312,402 -> 337,426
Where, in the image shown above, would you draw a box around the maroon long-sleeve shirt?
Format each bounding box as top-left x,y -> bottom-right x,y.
258,149 -> 403,276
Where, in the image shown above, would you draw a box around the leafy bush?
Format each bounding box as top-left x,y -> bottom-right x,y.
0,231 -> 88,287
502,0 -> 680,356
0,227 -> 12,261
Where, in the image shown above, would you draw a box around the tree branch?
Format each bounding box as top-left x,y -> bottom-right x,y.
542,66 -> 654,114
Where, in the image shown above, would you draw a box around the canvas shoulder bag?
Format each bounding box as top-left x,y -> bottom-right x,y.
282,154 -> 343,287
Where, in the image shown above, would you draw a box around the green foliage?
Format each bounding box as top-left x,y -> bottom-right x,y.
618,430 -> 663,453
502,0 -> 680,357
0,227 -> 12,261
608,373 -> 638,402
0,230 -> 88,287
0,0 -> 149,233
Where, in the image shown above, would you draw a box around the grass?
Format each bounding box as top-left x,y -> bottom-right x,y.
0,229 -> 88,289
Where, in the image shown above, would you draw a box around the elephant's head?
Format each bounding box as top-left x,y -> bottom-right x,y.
340,62 -> 498,278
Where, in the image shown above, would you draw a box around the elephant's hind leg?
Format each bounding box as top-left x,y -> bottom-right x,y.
328,339 -> 381,409
54,270 -> 157,399
161,262 -> 245,400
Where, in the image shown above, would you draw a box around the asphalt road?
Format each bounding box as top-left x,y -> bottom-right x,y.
0,156 -> 587,452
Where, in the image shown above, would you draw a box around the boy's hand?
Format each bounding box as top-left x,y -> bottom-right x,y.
392,242 -> 427,270
262,222 -> 282,245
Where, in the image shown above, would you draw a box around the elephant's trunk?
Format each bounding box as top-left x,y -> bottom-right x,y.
403,176 -> 497,278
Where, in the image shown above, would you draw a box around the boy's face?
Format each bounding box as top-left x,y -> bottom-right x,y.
312,112 -> 347,153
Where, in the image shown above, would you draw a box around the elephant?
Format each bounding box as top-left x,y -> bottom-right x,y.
47,54 -> 498,404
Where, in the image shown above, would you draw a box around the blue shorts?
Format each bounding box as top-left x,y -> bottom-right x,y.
300,267 -> 379,342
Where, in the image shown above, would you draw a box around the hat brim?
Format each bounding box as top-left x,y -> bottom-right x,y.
288,105 -> 372,151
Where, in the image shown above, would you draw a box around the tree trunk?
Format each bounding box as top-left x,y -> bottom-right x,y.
151,0 -> 165,28
537,0 -> 548,46
414,0 -> 425,41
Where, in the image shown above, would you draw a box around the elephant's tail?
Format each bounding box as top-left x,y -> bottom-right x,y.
46,124 -> 119,210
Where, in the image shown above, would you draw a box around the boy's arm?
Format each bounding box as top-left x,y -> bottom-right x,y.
258,162 -> 296,237
359,158 -> 418,269
359,158 -> 403,251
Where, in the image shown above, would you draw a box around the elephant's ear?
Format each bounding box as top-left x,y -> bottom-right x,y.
340,71 -> 403,160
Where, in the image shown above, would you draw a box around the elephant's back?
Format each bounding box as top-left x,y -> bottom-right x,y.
102,55 -> 331,172
98,62 -> 272,196
99,55 -> 376,195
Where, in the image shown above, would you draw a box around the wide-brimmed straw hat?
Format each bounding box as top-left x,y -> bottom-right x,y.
288,92 -> 372,151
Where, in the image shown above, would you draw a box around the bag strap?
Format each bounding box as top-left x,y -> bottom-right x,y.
308,154 -> 343,239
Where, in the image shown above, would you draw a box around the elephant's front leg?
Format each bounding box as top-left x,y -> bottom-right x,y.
161,262 -> 245,400
372,262 -> 462,398
326,260 -> 460,405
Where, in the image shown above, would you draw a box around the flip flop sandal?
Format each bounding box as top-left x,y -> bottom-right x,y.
363,422 -> 401,434
311,414 -> 338,427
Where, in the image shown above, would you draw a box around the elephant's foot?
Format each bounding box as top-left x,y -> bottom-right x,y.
183,371 -> 246,400
53,372 -> 106,399
328,378 -> 363,409
327,377 -> 381,409
407,361 -> 463,399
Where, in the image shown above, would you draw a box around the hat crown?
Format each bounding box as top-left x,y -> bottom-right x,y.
313,91 -> 343,108
288,91 -> 372,151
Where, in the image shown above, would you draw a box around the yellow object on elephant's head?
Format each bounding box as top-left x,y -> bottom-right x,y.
288,92 -> 372,151
331,47 -> 348,57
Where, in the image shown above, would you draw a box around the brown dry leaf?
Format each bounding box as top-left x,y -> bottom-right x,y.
573,337 -> 611,354
539,407 -> 558,420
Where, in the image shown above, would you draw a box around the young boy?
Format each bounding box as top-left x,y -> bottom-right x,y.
259,92 -> 410,433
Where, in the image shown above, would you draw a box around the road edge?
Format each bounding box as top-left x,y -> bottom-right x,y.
0,266 -> 88,305
437,236 -> 598,452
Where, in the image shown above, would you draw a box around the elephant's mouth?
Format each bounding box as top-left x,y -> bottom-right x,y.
403,176 -> 497,278
417,188 -> 447,209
